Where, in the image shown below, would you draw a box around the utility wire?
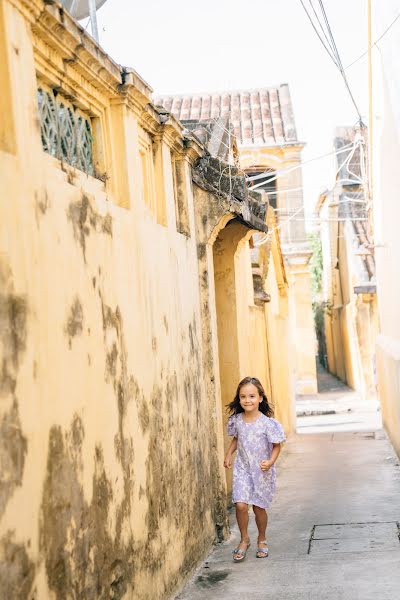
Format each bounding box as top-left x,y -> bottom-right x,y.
298,0 -> 364,123
255,136 -> 366,246
345,10 -> 400,70
247,142 -> 354,187
317,0 -> 364,122
307,0 -> 338,58
298,0 -> 340,67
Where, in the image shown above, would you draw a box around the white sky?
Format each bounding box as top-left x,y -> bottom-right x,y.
92,0 -> 370,226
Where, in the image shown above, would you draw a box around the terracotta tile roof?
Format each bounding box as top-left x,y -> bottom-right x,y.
153,84 -> 298,146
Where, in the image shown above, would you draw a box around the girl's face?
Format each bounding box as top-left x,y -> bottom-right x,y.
239,383 -> 262,414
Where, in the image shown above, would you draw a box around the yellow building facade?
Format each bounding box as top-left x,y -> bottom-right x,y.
371,0 -> 400,456
316,130 -> 378,401
240,142 -> 317,396
0,1 -> 296,598
157,89 -> 318,396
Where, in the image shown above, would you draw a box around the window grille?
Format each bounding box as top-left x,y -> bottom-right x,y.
37,88 -> 95,176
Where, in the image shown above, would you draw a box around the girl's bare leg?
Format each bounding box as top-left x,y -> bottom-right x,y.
234,502 -> 250,557
253,505 -> 268,556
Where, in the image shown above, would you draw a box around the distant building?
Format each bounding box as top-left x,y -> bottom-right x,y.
156,86 -> 317,395
316,126 -> 378,400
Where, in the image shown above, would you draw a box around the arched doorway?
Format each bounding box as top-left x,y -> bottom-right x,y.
212,218 -> 256,493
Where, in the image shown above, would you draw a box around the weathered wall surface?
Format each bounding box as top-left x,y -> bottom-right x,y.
239,146 -> 317,395
372,2 -> 400,455
317,189 -> 378,400
0,2 -> 232,598
264,241 -> 296,432
0,3 -> 296,598
195,200 -> 296,496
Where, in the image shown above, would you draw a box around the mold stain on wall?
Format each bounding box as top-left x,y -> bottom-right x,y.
67,195 -> 113,262
0,531 -> 35,600
0,258 -> 28,519
65,297 -> 84,348
0,258 -> 32,597
40,416 -> 134,600
0,402 -> 27,519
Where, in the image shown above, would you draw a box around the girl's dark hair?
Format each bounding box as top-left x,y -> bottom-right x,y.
227,376 -> 274,417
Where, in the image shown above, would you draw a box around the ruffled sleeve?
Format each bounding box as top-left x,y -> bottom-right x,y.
265,418 -> 286,443
227,415 -> 238,437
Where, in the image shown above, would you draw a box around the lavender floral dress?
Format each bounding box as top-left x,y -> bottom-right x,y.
227,413 -> 285,509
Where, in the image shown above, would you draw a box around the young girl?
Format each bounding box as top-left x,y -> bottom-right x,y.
224,376 -> 285,562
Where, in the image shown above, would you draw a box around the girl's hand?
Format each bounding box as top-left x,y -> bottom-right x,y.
260,459 -> 273,471
224,455 -> 233,469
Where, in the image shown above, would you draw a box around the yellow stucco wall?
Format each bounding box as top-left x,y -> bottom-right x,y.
373,66 -> 400,456
239,145 -> 317,395
1,3 -> 299,599
0,2 -> 234,598
318,196 -> 378,399
286,264 -> 318,394
264,237 -> 296,432
210,214 -> 296,497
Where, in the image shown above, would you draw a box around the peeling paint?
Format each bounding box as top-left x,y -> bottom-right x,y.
34,189 -> 49,224
67,195 -> 112,262
105,342 -> 118,382
65,297 -> 84,343
40,418 -> 133,600
163,315 -> 168,333
0,275 -> 27,395
0,531 -> 35,600
0,402 -> 27,519
0,259 -> 28,518
99,295 -> 135,544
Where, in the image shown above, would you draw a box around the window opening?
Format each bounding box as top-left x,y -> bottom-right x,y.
246,169 -> 277,208
37,87 -> 95,177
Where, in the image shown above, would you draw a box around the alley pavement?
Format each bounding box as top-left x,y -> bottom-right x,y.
176,374 -> 400,600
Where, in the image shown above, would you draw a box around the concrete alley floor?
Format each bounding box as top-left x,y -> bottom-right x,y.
296,367 -> 382,434
175,374 -> 400,600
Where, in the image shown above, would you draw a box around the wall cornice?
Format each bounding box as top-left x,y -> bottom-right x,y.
29,1 -> 123,101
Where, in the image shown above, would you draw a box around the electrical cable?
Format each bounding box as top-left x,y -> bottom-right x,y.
256,136 -> 366,246
345,10 -> 400,70
247,142 -> 355,188
298,0 -> 340,67
208,118 -> 358,195
317,0 -> 363,122
254,204 -> 306,247
208,118 -> 368,247
307,0 -> 338,57
298,0 -> 364,122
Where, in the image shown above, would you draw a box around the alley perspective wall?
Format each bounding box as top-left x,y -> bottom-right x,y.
0,1 -> 296,599
156,88 -> 318,397
372,0 -> 400,458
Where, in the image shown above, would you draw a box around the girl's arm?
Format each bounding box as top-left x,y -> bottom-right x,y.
224,437 -> 237,469
260,443 -> 281,471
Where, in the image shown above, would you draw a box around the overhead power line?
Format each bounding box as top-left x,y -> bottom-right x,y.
299,0 -> 340,67
247,142 -> 355,189
298,0 -> 364,123
345,10 -> 400,70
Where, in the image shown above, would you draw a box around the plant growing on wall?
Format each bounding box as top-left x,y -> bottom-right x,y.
308,231 -> 323,301
308,232 -> 328,368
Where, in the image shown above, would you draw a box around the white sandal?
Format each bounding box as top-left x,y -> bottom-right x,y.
232,540 -> 251,562
256,540 -> 269,558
